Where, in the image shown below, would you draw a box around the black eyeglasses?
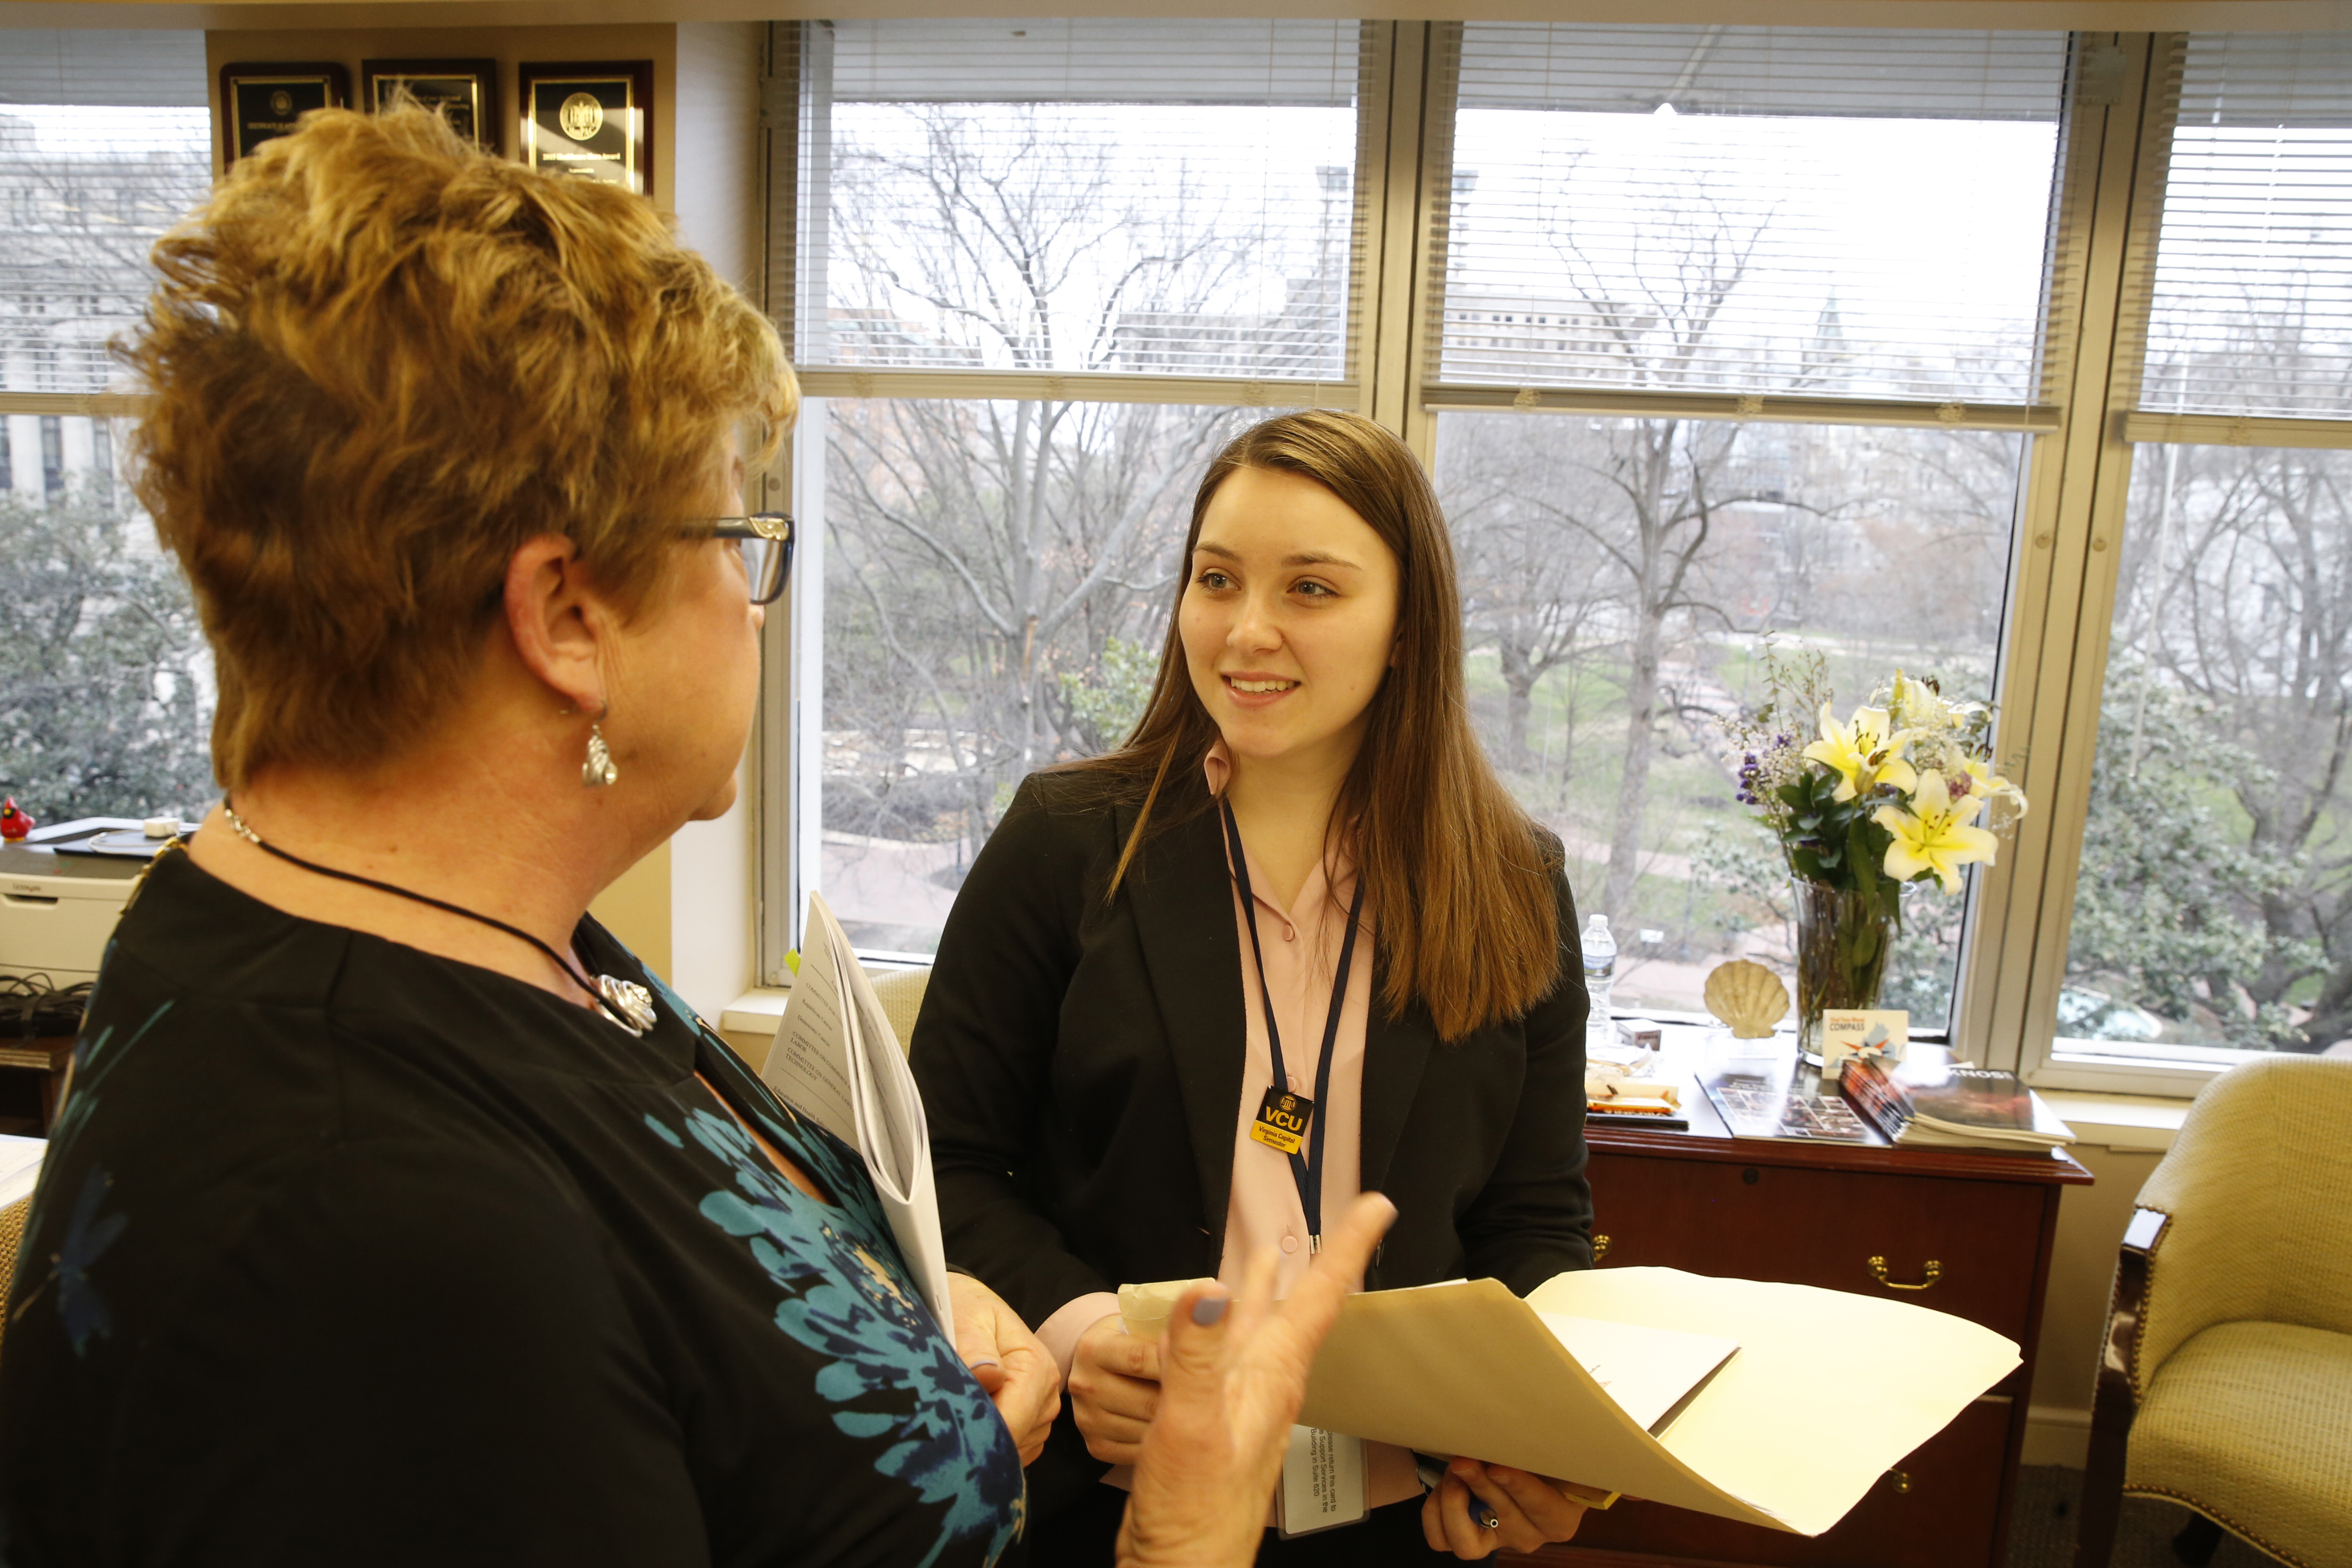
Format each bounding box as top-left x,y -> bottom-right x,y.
700,513 -> 795,605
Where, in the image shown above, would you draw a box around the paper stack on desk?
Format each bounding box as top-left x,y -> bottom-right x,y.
0,1135 -> 43,1209
761,892 -> 953,1330
1296,1266 -> 2019,1537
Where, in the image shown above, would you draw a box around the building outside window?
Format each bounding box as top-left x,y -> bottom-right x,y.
91,418 -> 113,512
37,416 -> 63,499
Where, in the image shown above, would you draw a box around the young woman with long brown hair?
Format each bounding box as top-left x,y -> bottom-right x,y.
910,410 -> 1596,1565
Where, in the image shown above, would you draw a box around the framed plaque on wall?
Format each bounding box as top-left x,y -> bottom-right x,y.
219,62 -> 350,167
519,60 -> 653,197
362,59 -> 500,152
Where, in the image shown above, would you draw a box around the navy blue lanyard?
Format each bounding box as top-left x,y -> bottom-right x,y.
1220,798 -> 1367,1243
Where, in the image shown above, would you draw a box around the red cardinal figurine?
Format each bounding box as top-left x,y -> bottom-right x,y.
0,799 -> 30,841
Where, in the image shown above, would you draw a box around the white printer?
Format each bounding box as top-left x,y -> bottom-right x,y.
0,820 -> 170,989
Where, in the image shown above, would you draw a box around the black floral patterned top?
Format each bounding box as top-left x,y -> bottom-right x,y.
0,849 -> 1023,1568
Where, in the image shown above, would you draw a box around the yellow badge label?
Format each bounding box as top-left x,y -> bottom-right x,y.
1251,1088 -> 1313,1157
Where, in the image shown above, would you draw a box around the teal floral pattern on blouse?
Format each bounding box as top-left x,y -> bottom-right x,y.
16,992 -> 170,1358
662,1104 -> 1024,1568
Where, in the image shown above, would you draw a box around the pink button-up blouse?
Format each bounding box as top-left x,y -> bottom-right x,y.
1036,742 -> 1419,1509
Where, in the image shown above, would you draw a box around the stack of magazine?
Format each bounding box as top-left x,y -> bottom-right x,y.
1840,1058 -> 2075,1155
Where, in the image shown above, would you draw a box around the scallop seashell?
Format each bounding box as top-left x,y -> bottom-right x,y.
1704,960 -> 1789,1039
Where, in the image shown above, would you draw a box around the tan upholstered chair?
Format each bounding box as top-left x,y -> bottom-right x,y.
0,1193 -> 32,1361
867,967 -> 931,1057
2075,1055 -> 2352,1568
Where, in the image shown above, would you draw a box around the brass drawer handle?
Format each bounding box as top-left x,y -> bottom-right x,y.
1594,1235 -> 1611,1264
1867,1256 -> 1943,1291
1886,1469 -> 1912,1494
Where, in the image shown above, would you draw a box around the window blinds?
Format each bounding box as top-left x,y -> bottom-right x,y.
1,32 -> 208,396
797,17 -> 1368,384
2134,32 -> 2352,423
1437,25 -> 2067,408
0,30 -> 204,108
827,17 -> 1359,107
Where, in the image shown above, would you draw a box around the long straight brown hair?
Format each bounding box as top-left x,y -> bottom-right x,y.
1066,410 -> 1562,1041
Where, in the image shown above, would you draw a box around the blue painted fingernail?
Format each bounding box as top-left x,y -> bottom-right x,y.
1191,1295 -> 1229,1326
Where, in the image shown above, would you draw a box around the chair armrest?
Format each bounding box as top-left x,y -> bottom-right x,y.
2118,1205 -> 2168,1255
2073,1206 -> 2169,1568
2104,1207 -> 2169,1399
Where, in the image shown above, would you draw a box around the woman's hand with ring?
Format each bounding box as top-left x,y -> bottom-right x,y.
1421,1459 -> 1590,1560
946,1272 -> 1062,1466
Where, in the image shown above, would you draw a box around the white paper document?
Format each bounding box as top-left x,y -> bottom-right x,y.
760,893 -> 954,1330
0,1135 -> 44,1210
1295,1266 -> 2020,1537
1278,1425 -> 1367,1537
1538,1312 -> 1741,1433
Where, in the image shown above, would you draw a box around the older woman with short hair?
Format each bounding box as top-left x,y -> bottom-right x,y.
0,107 -> 1387,1568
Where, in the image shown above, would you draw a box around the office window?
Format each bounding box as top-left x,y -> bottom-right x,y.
0,32 -> 214,823
788,18 -> 1367,954
1436,28 -> 2065,404
1426,26 -> 2066,1021
0,45 -> 209,396
2133,34 -> 2352,423
802,19 -> 1361,384
2058,33 -> 2352,1066
0,412 -> 213,823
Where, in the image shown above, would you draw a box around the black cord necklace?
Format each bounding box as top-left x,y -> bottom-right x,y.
220,801 -> 657,1037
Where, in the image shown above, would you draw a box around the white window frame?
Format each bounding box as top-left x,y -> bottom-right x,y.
2004,32 -> 2352,1096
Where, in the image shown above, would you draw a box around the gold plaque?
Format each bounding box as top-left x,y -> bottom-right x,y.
219,62 -> 350,167
520,61 -> 653,197
363,59 -> 500,151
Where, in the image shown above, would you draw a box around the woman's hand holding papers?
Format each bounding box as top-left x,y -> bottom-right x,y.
947,1272 -> 1062,1466
1117,1192 -> 1397,1568
1422,1460 -> 1589,1559
1070,1314 -> 1164,1465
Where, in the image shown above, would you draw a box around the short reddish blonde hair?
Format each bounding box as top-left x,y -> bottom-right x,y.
125,106 -> 795,788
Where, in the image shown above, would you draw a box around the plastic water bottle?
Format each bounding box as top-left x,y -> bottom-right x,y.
1581,915 -> 1616,1032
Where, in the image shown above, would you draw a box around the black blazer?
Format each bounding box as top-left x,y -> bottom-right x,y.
909,768 -> 1594,1508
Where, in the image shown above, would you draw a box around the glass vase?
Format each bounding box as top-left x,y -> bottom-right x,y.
1792,877 -> 1896,1062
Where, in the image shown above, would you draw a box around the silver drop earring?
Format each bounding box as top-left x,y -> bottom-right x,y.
582,722 -> 619,789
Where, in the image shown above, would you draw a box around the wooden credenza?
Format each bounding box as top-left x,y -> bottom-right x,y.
1521,1066 -> 2093,1568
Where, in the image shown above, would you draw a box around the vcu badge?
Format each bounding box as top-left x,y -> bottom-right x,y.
1251,1087 -> 1314,1157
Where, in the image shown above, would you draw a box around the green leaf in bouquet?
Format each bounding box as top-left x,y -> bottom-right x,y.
1848,821 -> 1880,906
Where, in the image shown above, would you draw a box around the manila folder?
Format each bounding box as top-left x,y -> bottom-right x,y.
1295,1266 -> 2019,1537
